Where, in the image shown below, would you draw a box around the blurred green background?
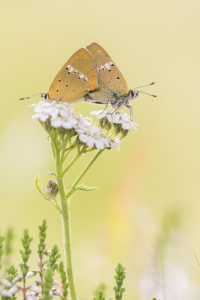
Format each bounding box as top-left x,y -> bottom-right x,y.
1,0 -> 200,298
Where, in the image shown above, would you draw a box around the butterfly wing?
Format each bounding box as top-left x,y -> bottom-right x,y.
86,43 -> 129,98
48,48 -> 98,103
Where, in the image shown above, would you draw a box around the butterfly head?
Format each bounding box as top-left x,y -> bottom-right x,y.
129,89 -> 139,100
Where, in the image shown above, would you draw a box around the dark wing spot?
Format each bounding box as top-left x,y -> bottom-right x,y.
58,79 -> 61,82
66,84 -> 68,87
116,77 -> 120,80
109,81 -> 111,83
56,89 -> 59,92
68,72 -> 71,74
74,90 -> 75,93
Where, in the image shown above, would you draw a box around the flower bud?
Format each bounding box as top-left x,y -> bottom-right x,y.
46,180 -> 58,197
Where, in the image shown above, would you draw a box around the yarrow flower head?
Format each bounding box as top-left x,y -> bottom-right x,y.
90,110 -> 137,136
32,100 -> 120,151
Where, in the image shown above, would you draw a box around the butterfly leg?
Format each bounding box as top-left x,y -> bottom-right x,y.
124,101 -> 133,120
111,101 -> 124,115
128,105 -> 133,120
100,99 -> 110,116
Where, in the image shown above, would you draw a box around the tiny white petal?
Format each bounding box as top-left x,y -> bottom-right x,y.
2,285 -> 19,297
52,289 -> 62,296
30,285 -> 42,293
53,279 -> 61,287
79,133 -> 88,143
95,140 -> 105,149
1,279 -> 12,287
26,271 -> 35,279
122,122 -> 132,130
86,137 -> 95,148
12,275 -> 22,284
62,121 -> 73,129
26,293 -> 37,300
107,114 -> 113,123
112,113 -> 121,123
39,115 -> 49,122
51,119 -> 63,128
112,137 -> 121,147
90,110 -> 105,119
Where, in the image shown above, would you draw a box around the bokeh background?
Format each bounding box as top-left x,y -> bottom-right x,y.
1,0 -> 200,299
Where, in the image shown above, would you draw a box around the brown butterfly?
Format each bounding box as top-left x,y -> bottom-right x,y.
21,43 -> 156,112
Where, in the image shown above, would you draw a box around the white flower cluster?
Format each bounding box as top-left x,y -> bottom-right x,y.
32,100 -> 79,129
0,273 -> 63,299
91,110 -> 137,131
32,100 -> 120,150
76,116 -> 120,149
0,278 -> 19,297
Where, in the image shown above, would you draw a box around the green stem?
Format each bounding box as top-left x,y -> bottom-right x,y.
66,149 -> 104,199
62,152 -> 81,177
55,149 -> 77,300
55,146 -> 103,300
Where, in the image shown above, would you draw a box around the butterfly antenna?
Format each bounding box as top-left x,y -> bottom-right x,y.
134,82 -> 155,89
19,92 -> 46,101
137,90 -> 157,98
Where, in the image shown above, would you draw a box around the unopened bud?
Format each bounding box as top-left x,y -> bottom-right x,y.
46,180 -> 58,197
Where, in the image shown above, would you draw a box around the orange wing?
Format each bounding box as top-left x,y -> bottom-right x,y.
87,42 -> 129,96
48,48 -> 98,103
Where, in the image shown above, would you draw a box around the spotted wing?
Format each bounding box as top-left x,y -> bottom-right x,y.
86,42 -> 129,97
48,48 -> 98,103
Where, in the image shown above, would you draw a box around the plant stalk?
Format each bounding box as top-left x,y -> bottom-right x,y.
55,147 -> 103,300
56,149 -> 77,300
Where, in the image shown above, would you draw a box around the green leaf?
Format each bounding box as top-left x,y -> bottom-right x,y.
35,175 -> 43,194
43,267 -> 54,300
113,263 -> 126,300
38,220 -> 48,260
58,261 -> 68,300
94,284 -> 106,300
48,245 -> 60,271
20,229 -> 33,279
75,184 -> 97,192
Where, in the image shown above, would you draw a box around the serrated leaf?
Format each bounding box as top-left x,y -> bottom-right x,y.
76,184 -> 97,192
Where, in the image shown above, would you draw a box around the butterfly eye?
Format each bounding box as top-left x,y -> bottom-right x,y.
130,90 -> 137,98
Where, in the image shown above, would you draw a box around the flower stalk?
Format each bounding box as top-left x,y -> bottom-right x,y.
31,99 -> 135,300
54,137 -> 103,300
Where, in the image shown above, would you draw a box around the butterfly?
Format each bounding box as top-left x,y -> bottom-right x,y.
20,43 -> 156,113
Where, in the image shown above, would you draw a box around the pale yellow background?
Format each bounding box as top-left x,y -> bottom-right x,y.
0,0 -> 200,298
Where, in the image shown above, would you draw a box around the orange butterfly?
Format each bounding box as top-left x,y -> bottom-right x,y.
21,42 -> 156,113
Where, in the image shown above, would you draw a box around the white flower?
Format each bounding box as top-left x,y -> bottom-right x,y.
53,279 -> 61,287
76,118 -> 118,149
30,285 -> 42,294
91,110 -> 137,131
32,100 -> 79,131
52,288 -> 62,297
1,279 -> 12,287
12,275 -> 22,284
1,285 -> 18,297
26,271 -> 35,279
32,100 -> 120,150
26,292 -> 37,300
